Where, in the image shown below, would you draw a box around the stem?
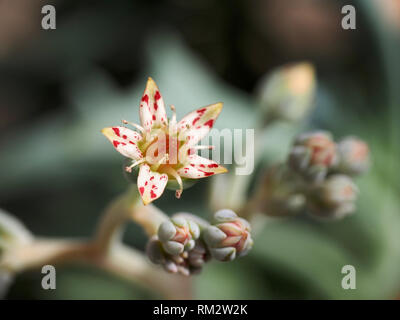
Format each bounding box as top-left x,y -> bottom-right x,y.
1,185 -> 193,299
0,238 -> 94,273
0,238 -> 191,299
104,243 -> 192,299
94,185 -> 168,254
225,126 -> 267,211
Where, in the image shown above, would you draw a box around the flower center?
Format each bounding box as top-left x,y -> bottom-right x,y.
143,132 -> 184,171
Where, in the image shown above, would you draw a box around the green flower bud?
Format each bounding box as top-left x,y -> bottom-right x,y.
288,131 -> 338,183
203,210 -> 253,261
157,216 -> 200,256
336,137 -> 370,176
307,174 -> 358,219
258,62 -> 316,123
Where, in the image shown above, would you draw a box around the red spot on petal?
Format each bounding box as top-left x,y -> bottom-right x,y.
152,185 -> 156,189
145,181 -> 148,186
112,127 -> 120,137
199,169 -> 214,177
139,187 -> 144,195
208,164 -> 218,168
152,115 -> 156,120
204,119 -> 214,128
150,190 -> 157,199
122,135 -> 127,139
113,140 -> 120,148
154,91 -> 161,100
192,117 -> 200,126
150,176 -> 155,180
197,108 -> 206,114
154,102 -> 158,111
199,164 -> 205,168
141,94 -> 149,104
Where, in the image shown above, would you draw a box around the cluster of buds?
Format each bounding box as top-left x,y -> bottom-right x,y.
288,131 -> 369,219
255,132 -> 369,219
146,210 -> 253,276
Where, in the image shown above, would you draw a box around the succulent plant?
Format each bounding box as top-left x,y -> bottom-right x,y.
336,136 -> 370,176
157,216 -> 200,256
203,210 -> 253,261
289,131 -> 338,183
307,174 -> 359,219
146,236 -> 209,276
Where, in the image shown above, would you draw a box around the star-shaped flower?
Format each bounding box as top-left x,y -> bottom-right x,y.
102,77 -> 228,205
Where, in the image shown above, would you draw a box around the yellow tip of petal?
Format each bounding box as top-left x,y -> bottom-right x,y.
145,77 -> 158,93
209,102 -> 223,112
215,165 -> 228,174
101,127 -> 114,139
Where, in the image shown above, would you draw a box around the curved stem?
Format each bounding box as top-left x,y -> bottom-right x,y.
94,185 -> 169,254
0,238 -> 191,299
1,185 -> 193,299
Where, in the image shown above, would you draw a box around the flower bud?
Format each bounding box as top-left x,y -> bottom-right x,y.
258,62 -> 316,123
203,210 -> 253,261
336,137 -> 370,176
307,174 -> 358,219
157,216 -> 200,256
288,131 -> 337,183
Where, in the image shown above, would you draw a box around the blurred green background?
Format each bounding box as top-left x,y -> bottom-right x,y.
1,0 -> 400,299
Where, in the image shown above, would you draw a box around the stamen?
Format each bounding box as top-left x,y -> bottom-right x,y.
163,166 -> 183,199
122,120 -> 145,133
170,105 -> 177,124
125,159 -> 145,173
169,105 -> 177,134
